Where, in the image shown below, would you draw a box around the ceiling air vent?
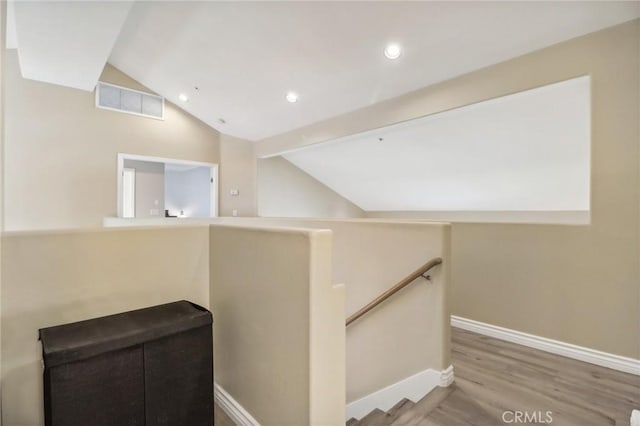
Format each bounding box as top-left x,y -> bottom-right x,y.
96,82 -> 164,120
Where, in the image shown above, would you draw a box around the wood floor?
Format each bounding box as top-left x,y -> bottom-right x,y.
351,328 -> 640,425
216,327 -> 640,425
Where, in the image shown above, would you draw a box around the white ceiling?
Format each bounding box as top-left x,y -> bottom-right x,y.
108,1 -> 638,141
283,76 -> 591,212
9,0 -> 133,91
5,2 -> 638,140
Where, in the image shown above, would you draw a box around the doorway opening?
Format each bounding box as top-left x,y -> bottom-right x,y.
117,153 -> 218,219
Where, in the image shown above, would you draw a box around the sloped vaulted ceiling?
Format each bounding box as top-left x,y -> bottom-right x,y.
8,0 -> 133,91
108,1 -> 637,141
6,1 -> 639,141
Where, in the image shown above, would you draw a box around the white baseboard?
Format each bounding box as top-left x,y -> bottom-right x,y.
631,409 -> 640,426
346,366 -> 454,421
214,382 -> 261,425
440,365 -> 454,386
451,316 -> 640,376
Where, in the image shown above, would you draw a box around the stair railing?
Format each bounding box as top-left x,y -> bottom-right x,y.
345,257 -> 443,327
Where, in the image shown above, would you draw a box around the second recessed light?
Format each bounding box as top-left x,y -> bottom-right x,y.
178,93 -> 189,102
384,43 -> 402,60
286,92 -> 299,103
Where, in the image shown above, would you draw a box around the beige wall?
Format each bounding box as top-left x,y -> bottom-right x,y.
213,217 -> 451,403
209,224 -> 344,425
1,226 -> 211,426
219,134 -> 257,216
123,159 -> 165,218
2,215 -> 449,424
3,52 -> 220,231
255,21 -> 640,359
308,220 -> 450,402
258,156 -> 364,218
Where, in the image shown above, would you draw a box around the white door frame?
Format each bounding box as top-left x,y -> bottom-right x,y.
210,167 -> 219,217
122,168 -> 136,218
116,153 -> 219,218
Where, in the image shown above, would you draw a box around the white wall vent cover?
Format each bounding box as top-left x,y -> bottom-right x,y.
96,82 -> 164,120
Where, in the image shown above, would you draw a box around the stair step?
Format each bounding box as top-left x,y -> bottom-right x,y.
358,408 -> 388,426
412,385 -> 455,412
352,399 -> 415,426
383,398 -> 415,423
390,386 -> 455,426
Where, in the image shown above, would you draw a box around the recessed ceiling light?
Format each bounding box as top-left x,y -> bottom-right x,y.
285,92 -> 299,103
178,93 -> 189,102
384,43 -> 402,60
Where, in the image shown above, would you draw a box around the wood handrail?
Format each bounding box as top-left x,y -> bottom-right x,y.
345,257 -> 443,327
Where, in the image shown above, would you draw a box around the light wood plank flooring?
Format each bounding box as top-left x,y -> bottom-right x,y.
216,327 -> 640,425
449,328 -> 639,425
353,327 -> 640,425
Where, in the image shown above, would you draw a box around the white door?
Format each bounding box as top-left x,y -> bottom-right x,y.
210,166 -> 218,217
122,168 -> 136,218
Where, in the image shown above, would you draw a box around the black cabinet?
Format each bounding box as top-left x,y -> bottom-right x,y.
39,301 -> 214,426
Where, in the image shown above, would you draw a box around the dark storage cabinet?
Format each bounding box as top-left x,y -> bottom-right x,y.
39,301 -> 214,426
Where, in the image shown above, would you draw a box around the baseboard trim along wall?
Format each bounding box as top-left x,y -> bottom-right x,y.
214,382 -> 261,425
346,366 -> 455,421
451,316 -> 640,376
440,365 -> 454,387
